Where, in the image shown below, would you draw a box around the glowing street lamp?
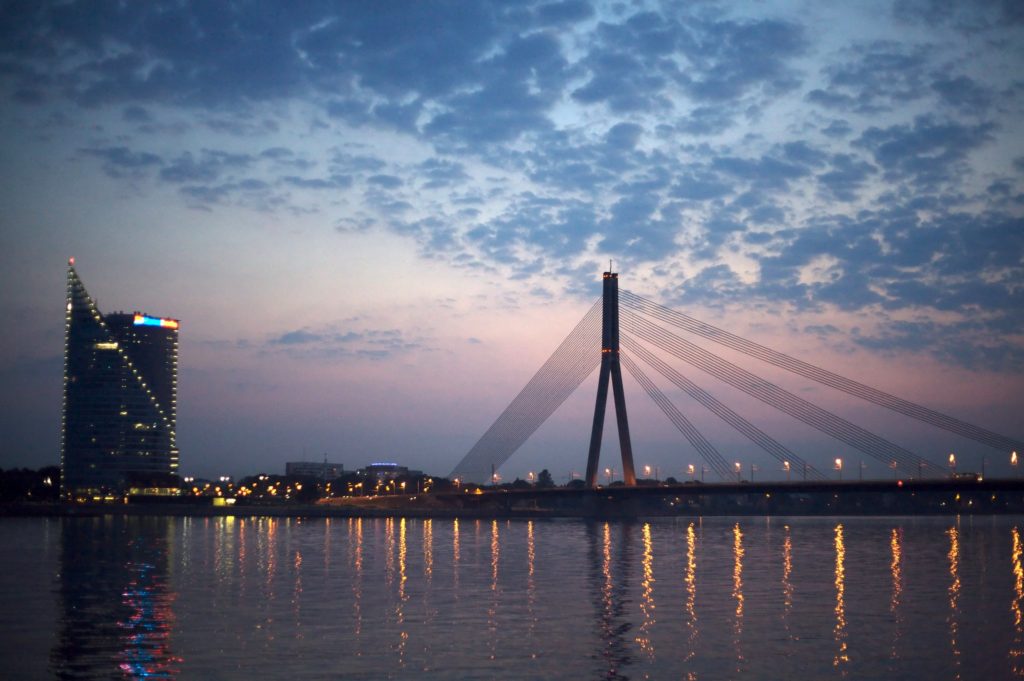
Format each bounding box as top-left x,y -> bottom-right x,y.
605,467 -> 614,485
783,460 -> 790,481
644,465 -> 652,479
1013,451 -> 1019,476
734,461 -> 742,483
948,453 -> 956,477
527,471 -> 536,483
835,457 -> 843,481
687,464 -> 696,481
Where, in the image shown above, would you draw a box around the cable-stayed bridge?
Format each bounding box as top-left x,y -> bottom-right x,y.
450,271 -> 1023,486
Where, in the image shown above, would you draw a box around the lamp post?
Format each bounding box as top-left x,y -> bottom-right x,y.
948,453 -> 956,478
783,461 -> 791,482
605,467 -> 613,485
644,465 -> 652,480
835,457 -> 843,481
734,461 -> 742,483
687,464 -> 696,481
890,461 -> 898,480
1013,451 -> 1019,477
859,461 -> 866,481
750,463 -> 758,482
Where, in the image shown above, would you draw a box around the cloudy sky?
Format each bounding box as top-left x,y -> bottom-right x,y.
1,0 -> 1022,481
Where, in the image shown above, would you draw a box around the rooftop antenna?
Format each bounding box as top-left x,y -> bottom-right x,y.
609,258 -> 613,273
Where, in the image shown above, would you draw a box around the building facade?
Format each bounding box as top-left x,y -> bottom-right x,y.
285,461 -> 345,479
61,259 -> 180,497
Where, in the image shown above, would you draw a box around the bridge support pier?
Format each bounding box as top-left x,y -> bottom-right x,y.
585,270 -> 636,487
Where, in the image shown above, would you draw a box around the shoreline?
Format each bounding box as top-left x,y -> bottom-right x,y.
5,478 -> 1024,519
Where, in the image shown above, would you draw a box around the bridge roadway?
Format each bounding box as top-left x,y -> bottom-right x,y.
429,478 -> 1024,518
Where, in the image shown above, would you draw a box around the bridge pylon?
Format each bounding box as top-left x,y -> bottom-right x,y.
585,270 -> 637,487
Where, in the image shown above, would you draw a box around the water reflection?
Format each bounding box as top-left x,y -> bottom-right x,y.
1012,527 -> 1024,676
423,519 -> 433,582
588,522 -> 633,681
51,517 -> 179,679
782,524 -> 793,639
684,522 -> 698,665
527,520 -> 537,658
834,523 -> 849,670
733,522 -> 745,673
397,518 -> 408,666
488,520 -> 500,661
948,525 -> 961,678
635,522 -> 656,658
351,517 -> 363,651
890,528 -> 903,660
25,515 -> 1024,680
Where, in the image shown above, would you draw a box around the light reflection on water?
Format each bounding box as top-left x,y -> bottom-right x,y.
4,516 -> 1024,679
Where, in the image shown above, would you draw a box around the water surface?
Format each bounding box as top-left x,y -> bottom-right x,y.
1,515 -> 1021,679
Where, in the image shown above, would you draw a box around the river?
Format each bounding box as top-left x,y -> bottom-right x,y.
1,514 -> 1021,679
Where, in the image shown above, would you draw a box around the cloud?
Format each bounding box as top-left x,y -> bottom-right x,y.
807,42 -> 931,114
78,146 -> 163,179
854,115 -> 996,189
265,324 -> 429,361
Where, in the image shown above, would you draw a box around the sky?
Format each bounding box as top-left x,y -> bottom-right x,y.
0,0 -> 1022,482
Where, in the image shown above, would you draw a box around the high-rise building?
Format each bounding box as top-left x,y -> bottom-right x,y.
61,259 -> 180,498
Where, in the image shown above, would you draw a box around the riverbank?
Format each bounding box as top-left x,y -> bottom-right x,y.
4,478 -> 1024,519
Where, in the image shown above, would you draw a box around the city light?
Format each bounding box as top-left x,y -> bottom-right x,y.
133,314 -> 179,330
835,458 -> 843,480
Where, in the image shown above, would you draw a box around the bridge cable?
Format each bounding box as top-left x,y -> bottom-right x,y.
623,311 -> 935,474
620,352 -> 733,481
449,300 -> 602,482
621,309 -> 941,476
484,303 -> 602,457
621,290 -> 1023,454
623,334 -> 826,480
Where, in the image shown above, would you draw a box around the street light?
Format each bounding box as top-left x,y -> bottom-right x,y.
835,458 -> 843,481
687,464 -> 696,481
605,467 -> 613,485
948,453 -> 956,477
750,463 -> 758,482
734,461 -> 742,483
783,461 -> 790,481
1013,451 -> 1019,477
644,465 -> 652,479
527,471 -> 536,483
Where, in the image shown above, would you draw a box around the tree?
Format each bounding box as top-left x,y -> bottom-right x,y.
536,469 -> 555,488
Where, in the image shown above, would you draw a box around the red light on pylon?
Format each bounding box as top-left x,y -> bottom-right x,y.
68,256 -> 75,265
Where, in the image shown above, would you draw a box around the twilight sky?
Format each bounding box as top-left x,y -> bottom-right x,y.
1,0 -> 1022,481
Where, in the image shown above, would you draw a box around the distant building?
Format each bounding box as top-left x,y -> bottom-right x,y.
356,462 -> 423,481
61,259 -> 179,498
285,461 -> 345,479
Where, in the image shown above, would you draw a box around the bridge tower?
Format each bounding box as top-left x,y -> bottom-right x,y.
585,270 -> 637,487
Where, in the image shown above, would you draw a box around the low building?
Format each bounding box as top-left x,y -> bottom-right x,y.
356,462 -> 422,482
285,461 -> 345,479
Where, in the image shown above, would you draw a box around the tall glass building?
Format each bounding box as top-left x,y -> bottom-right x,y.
61,259 -> 179,498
